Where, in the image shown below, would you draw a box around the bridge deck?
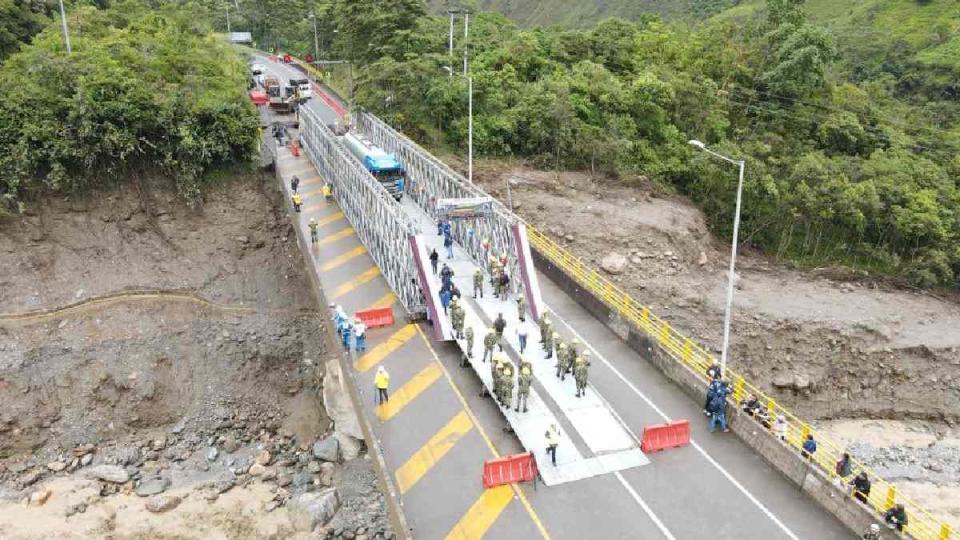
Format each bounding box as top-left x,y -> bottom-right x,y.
259,53 -> 853,540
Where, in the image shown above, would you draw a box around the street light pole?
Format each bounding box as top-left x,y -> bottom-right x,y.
225,4 -> 231,34
462,11 -> 469,76
310,12 -> 320,66
468,75 -> 473,183
688,140 -> 746,376
448,10 -> 455,76
57,0 -> 71,54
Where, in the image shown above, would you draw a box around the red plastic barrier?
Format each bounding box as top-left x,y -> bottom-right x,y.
640,419 -> 691,453
249,91 -> 268,106
289,142 -> 300,157
355,307 -> 394,329
482,452 -> 537,489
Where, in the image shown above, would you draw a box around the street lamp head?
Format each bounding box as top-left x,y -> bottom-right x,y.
688,139 -> 705,149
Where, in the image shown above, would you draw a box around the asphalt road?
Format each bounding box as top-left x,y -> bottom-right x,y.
255,52 -> 854,540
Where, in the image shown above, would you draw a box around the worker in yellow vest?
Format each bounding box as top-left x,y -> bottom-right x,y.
374,366 -> 390,405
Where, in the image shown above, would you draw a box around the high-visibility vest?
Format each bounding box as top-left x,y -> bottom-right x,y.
375,371 -> 389,389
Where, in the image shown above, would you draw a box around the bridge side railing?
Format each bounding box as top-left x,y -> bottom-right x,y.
299,106 -> 423,316
527,227 -> 955,540
355,112 -> 522,297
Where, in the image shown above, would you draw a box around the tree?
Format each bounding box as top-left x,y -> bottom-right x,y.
0,0 -> 48,62
762,23 -> 836,96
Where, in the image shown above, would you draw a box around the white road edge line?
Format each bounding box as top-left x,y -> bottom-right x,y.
550,307 -> 801,540
615,472 -> 677,540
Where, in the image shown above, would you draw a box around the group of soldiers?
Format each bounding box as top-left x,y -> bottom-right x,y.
486,253 -> 512,299
469,309 -> 593,412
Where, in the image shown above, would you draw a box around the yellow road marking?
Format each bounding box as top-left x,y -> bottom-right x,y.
300,186 -> 325,199
321,245 -> 367,272
445,485 -> 514,540
332,266 -> 381,299
317,227 -> 355,246
297,174 -> 324,185
414,325 -> 551,540
369,291 -> 397,309
395,411 -> 473,495
313,211 -> 344,227
354,324 -> 417,373
376,362 -> 442,421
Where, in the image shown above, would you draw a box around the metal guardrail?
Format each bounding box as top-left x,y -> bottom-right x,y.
526,227 -> 956,540
355,112 -> 522,298
298,106 -> 424,316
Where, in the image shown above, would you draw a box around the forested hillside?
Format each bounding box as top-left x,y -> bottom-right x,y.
0,0 -> 259,212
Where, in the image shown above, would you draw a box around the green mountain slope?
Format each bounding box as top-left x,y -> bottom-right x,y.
426,0 -> 732,26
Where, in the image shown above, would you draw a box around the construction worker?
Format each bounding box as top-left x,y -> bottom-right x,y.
482,327 -> 497,363
322,181 -> 333,201
374,366 -> 390,405
574,351 -> 591,398
332,305 -> 347,335
292,192 -> 302,212
556,341 -> 572,380
861,523 -> 881,540
353,318 -> 367,352
308,218 -> 319,243
500,360 -> 515,410
290,175 -> 300,193
516,358 -> 532,413
465,326 -> 475,359
516,294 -> 527,322
473,269 -> 483,298
543,328 -> 555,359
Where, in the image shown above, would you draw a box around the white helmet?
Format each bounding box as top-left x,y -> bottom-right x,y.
870,524 -> 880,533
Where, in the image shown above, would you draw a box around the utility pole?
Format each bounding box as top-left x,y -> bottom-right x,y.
468,75 -> 473,183
225,4 -> 231,34
447,9 -> 456,76
58,0 -> 71,54
310,12 -> 320,66
462,11 -> 469,76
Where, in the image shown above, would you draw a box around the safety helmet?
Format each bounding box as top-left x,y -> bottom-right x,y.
451,296 -> 459,304
582,350 -> 591,357
558,343 -> 567,349
309,217 -> 316,223
571,338 -> 580,345
870,524 -> 879,533
553,332 -> 560,339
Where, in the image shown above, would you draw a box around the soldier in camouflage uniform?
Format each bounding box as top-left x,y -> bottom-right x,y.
539,314 -> 553,347
489,353 -> 505,402
574,351 -> 592,398
555,341 -> 570,379
516,294 -> 527,322
500,360 -> 515,410
465,326 -> 475,359
473,268 -> 484,299
451,298 -> 466,339
543,328 -> 555,359
515,358 -> 533,413
566,338 -> 580,375
483,327 -> 497,363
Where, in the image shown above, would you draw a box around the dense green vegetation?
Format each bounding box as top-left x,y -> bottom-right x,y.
424,0 -> 738,27
234,0 -> 960,287
0,1 -> 259,211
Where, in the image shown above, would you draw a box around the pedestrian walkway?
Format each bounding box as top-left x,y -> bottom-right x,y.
403,199 -> 648,486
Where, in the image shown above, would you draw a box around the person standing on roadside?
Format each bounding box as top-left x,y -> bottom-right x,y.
545,424 -> 560,466
473,269 -> 483,299
290,175 -> 300,194
429,248 -> 439,275
308,218 -> 319,244
353,318 -> 367,352
493,313 -> 507,351
374,366 -> 390,405
802,434 -> 818,460
292,192 -> 302,212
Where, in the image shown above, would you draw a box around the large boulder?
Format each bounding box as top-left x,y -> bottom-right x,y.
136,476 -> 170,497
145,495 -> 181,513
323,358 -> 365,460
86,465 -> 129,484
287,488 -> 340,532
312,437 -> 339,463
600,252 -> 628,275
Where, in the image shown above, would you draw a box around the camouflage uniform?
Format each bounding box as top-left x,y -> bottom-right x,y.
490,354 -> 504,403
543,329 -> 555,359
516,295 -> 527,322
465,326 -> 475,358
574,352 -> 591,397
539,316 -> 553,346
516,360 -> 532,413
499,361 -> 515,409
473,269 -> 484,298
556,342 -> 573,380
483,329 -> 497,363
566,339 -> 580,375
450,300 -> 464,339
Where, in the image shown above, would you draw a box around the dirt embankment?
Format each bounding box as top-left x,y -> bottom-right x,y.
473,161 -> 960,529
0,174 -> 391,539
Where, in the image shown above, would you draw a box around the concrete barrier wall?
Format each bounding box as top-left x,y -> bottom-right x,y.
531,247 -> 885,537
268,144 -> 412,539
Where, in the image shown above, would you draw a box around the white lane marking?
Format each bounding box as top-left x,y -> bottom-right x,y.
616,472 -> 677,540
550,306 -> 801,540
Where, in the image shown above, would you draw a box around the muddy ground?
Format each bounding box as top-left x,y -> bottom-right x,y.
0,173 -> 390,539
471,159 -> 960,529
